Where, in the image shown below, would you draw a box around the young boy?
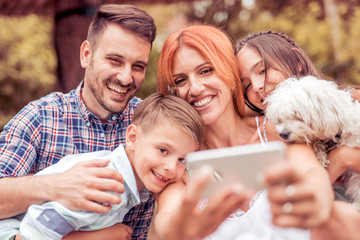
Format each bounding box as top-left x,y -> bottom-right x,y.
0,93 -> 204,240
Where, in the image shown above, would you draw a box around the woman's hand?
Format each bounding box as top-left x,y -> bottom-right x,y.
264,144 -> 333,228
150,166 -> 254,240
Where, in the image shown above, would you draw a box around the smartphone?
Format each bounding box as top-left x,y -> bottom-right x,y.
186,141 -> 287,198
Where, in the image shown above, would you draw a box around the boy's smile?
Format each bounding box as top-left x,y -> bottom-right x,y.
152,170 -> 170,182
126,121 -> 198,193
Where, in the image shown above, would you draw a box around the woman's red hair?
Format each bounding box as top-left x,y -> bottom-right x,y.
157,25 -> 245,117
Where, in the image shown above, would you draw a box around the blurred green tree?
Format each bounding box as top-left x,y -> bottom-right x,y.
0,15 -> 56,128
0,1 -> 191,130
187,0 -> 360,84
1,0 -> 360,130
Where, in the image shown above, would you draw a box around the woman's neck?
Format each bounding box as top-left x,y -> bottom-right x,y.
202,113 -> 260,150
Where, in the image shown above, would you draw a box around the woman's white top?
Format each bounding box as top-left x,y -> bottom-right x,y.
204,191 -> 310,240
205,117 -> 310,240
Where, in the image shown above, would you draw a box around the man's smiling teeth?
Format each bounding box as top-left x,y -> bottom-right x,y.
193,97 -> 212,107
153,170 -> 169,182
107,84 -> 127,94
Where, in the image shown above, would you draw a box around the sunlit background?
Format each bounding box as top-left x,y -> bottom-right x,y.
1,0 -> 360,129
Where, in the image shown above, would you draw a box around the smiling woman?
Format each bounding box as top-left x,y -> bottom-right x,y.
170,45 -> 234,126
150,24 -> 334,240
157,25 -> 245,123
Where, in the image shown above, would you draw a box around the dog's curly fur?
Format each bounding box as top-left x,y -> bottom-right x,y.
265,75 -> 360,210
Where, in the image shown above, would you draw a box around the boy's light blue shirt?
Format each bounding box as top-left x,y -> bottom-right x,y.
0,145 -> 151,240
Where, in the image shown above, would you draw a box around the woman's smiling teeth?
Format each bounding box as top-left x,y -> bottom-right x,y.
152,170 -> 169,182
193,96 -> 212,107
107,83 -> 128,95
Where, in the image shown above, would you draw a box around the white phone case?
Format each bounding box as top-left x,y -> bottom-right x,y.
186,141 -> 287,198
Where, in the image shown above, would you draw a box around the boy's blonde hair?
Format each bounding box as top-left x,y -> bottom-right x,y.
132,93 -> 205,147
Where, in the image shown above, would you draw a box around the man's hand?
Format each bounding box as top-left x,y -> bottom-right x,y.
45,159 -> 125,213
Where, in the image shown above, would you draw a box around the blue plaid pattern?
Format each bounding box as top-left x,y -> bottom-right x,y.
0,80 -> 154,239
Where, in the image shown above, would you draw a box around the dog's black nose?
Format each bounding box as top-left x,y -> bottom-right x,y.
279,131 -> 290,140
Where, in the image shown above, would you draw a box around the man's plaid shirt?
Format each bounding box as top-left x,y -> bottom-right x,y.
0,81 -> 154,239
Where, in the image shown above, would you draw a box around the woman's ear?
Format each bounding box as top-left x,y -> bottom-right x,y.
126,124 -> 138,150
80,40 -> 92,69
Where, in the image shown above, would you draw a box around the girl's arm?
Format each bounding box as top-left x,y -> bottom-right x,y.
311,200 -> 360,240
309,88 -> 360,240
327,145 -> 360,183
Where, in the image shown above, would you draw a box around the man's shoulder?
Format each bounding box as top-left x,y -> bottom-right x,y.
29,90 -> 77,111
2,90 -> 78,132
128,96 -> 142,109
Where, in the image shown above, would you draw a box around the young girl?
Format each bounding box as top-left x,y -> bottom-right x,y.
235,30 -> 360,240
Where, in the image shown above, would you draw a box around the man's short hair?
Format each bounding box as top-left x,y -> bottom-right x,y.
87,4 -> 156,50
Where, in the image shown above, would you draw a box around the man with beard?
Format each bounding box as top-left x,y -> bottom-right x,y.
0,4 -> 156,240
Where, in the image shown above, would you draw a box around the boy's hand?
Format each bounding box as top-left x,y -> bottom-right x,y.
45,159 -> 125,213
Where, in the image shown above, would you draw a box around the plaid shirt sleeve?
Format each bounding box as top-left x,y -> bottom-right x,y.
0,102 -> 42,177
1,93 -> 155,237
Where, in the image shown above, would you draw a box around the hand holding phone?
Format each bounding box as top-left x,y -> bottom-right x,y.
186,141 -> 287,198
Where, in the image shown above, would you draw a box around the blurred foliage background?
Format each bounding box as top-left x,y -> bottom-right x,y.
1,0 -> 360,130
0,15 -> 56,128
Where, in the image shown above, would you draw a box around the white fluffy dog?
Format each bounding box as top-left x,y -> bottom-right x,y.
265,75 -> 360,210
